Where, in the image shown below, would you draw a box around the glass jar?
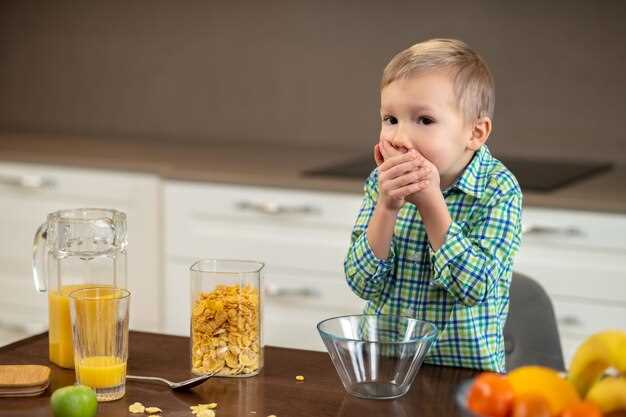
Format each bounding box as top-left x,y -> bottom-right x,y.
190,259 -> 264,377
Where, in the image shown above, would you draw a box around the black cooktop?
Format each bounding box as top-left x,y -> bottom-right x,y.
303,154 -> 612,192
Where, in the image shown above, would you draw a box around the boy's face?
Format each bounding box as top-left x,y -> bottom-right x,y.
379,70 -> 476,186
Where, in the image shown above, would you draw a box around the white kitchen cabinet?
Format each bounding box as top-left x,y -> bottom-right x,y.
164,182 -> 626,359
163,181 -> 365,351
0,161 -> 161,341
5,157 -> 624,363
515,207 -> 626,366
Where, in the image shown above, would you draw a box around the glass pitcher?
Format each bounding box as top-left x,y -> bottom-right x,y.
32,208 -> 127,369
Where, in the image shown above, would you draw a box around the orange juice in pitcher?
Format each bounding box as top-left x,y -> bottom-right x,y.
33,209 -> 127,368
48,284 -> 114,368
49,285 -> 89,368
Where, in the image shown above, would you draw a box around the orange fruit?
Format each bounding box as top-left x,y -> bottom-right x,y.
467,372 -> 514,417
511,393 -> 552,417
560,401 -> 604,417
508,366 -> 580,415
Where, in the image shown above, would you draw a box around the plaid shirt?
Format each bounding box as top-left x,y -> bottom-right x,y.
344,145 -> 522,372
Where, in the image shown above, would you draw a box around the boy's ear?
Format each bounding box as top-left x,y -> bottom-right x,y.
467,116 -> 492,151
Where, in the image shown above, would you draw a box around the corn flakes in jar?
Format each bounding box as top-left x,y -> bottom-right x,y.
190,260 -> 264,377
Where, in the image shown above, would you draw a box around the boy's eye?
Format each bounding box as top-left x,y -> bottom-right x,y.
382,115 -> 397,125
417,116 -> 434,125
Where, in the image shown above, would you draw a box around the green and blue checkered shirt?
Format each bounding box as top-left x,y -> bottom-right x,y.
345,145 -> 522,372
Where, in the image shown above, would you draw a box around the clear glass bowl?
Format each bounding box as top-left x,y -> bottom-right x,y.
317,314 -> 438,400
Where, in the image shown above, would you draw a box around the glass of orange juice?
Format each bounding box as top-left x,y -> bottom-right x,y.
69,287 -> 130,402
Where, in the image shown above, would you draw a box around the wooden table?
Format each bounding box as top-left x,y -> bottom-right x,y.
0,332 -> 477,417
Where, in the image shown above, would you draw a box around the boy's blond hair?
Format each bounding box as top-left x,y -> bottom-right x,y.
381,38 -> 495,121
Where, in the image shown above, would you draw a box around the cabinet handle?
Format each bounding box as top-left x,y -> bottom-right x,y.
558,315 -> 583,327
235,200 -> 320,216
523,225 -> 584,237
265,284 -> 320,298
0,174 -> 56,190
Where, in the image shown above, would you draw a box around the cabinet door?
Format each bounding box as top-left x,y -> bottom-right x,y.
264,268 -> 364,351
516,207 -> 626,368
0,162 -> 161,338
522,207 -> 626,252
163,181 -> 366,348
517,208 -> 626,303
552,298 -> 626,366
163,260 -> 191,336
164,256 -> 365,350
164,181 -> 363,273
515,245 -> 626,304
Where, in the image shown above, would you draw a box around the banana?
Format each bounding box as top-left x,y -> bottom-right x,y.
586,376 -> 626,414
567,330 -> 626,397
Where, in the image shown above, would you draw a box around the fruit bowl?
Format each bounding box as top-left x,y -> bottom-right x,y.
317,314 -> 438,400
455,330 -> 626,417
456,368 -> 611,417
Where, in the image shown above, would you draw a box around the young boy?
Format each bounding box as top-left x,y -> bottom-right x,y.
344,38 -> 522,372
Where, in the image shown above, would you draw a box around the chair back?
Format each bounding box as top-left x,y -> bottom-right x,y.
504,272 -> 565,371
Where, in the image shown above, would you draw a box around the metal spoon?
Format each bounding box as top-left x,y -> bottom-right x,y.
126,372 -> 214,391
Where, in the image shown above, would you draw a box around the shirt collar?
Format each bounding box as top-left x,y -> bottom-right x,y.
444,145 -> 493,199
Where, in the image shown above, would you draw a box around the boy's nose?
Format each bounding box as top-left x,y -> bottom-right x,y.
391,130 -> 413,152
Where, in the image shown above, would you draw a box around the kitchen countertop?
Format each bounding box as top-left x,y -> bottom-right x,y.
1,134 -> 625,214
0,331 -> 477,417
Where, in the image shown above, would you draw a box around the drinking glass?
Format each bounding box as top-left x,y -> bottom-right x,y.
69,287 -> 130,401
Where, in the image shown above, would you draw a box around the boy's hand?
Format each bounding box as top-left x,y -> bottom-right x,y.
375,138 -> 404,164
375,139 -> 441,208
375,142 -> 431,211
404,158 -> 440,207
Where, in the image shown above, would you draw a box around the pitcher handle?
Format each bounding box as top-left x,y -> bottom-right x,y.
32,222 -> 48,292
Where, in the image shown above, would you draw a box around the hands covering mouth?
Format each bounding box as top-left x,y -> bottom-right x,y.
373,139 -> 440,211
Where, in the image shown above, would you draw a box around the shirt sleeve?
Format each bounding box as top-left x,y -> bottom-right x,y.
344,170 -> 395,302
429,188 -> 522,306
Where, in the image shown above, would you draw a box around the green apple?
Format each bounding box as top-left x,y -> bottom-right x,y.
50,385 -> 98,417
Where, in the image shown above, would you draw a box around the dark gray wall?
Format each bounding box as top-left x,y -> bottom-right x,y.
1,0 -> 625,162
